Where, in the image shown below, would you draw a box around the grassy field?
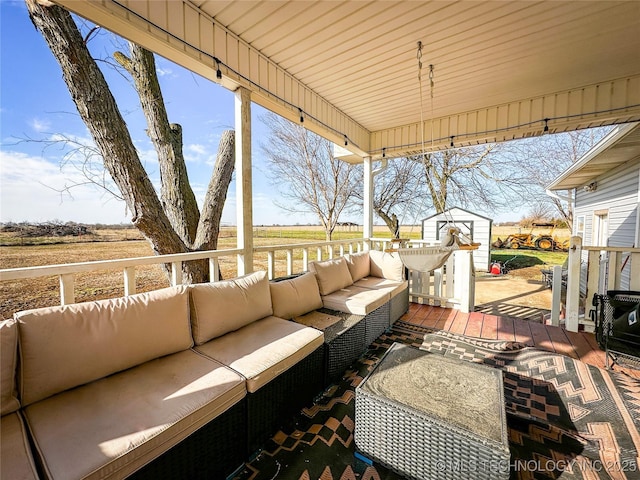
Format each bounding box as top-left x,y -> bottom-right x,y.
0,224 -> 569,319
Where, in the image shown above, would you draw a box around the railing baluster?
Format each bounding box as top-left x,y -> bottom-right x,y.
302,248 -> 309,271
171,262 -> 183,286
59,273 -> 75,305
209,258 -> 219,282
630,252 -> 640,290
286,250 -> 293,276
267,251 -> 274,280
123,266 -> 136,296
316,247 -> 322,261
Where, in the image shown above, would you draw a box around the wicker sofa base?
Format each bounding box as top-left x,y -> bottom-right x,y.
247,346 -> 325,454
130,398 -> 247,480
364,302 -> 391,346
315,309 -> 367,384
389,289 -> 409,325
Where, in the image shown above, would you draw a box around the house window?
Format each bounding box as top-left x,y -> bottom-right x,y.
576,215 -> 585,238
593,210 -> 609,247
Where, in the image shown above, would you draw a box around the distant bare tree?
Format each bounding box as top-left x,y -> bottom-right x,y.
260,112 -> 360,241
505,128 -> 612,232
416,145 -> 527,214
353,157 -> 425,237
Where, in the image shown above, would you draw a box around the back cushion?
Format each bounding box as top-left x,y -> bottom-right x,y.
1,319 -> 20,415
17,286 -> 191,406
345,252 -> 370,282
308,257 -> 354,295
270,272 -> 323,319
190,270 -> 273,345
369,250 -> 405,281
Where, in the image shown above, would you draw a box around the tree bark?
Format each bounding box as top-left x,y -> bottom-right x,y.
194,130 -> 235,250
114,45 -> 200,246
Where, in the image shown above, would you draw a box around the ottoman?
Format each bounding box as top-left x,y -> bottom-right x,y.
355,342 -> 510,480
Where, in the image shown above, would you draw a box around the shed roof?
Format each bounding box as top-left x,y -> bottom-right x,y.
422,207 -> 493,223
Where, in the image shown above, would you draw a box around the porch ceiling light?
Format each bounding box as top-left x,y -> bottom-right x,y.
214,57 -> 222,80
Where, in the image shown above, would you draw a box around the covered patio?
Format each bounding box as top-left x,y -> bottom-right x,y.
3,2 -> 640,479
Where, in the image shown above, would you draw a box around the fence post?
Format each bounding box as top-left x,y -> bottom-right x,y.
565,236 -> 582,332
550,265 -> 563,326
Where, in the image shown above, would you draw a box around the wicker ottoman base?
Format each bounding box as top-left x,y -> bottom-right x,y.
355,343 -> 510,480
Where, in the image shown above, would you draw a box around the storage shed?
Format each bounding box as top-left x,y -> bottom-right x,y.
422,207 -> 493,271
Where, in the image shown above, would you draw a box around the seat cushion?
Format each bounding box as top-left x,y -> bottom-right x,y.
190,270 -> 273,345
354,277 -> 408,298
195,316 -> 324,393
308,257 -> 354,295
1,319 -> 20,415
369,250 -> 404,281
23,349 -> 245,480
321,285 -> 390,316
17,286 -> 192,406
270,272 -> 323,319
1,412 -> 39,480
344,252 -> 370,282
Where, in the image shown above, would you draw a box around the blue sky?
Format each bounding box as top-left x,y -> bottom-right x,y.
0,0 -> 322,226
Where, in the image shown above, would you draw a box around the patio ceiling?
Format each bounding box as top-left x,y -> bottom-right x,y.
53,1 -> 640,162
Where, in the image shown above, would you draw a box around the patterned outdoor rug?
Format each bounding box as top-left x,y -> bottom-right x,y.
232,321 -> 640,480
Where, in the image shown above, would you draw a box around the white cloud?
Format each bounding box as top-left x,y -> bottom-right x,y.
187,144 -> 207,155
30,117 -> 51,132
0,150 -> 130,224
156,66 -> 173,77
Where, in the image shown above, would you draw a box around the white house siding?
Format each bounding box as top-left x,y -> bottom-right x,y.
574,159 -> 640,291
422,207 -> 492,271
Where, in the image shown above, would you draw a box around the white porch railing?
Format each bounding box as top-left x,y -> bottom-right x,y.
0,237 -> 476,312
552,236 -> 640,332
369,239 -> 476,314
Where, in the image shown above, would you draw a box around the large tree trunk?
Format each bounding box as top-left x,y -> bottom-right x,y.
114,45 -> 200,246
26,0 -> 235,284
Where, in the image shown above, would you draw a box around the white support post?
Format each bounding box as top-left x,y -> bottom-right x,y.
59,274 -> 74,306
123,266 -> 136,296
363,156 -> 373,250
235,87 -> 253,276
550,265 -> 563,326
565,236 -> 582,332
453,250 -> 474,313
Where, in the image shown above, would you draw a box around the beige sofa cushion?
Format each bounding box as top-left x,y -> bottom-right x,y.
1,412 -> 39,480
190,270 -> 273,345
369,249 -> 404,281
344,252 -> 370,282
196,316 -> 324,393
1,319 -> 20,415
308,257 -> 354,295
23,350 -> 245,480
354,277 -> 408,298
270,272 -> 323,319
17,285 -> 191,406
321,285 -> 390,316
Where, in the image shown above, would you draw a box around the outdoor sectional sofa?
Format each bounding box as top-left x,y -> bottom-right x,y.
0,249 -> 408,480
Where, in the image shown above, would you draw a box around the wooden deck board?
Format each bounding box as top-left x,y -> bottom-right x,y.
401,303 -> 639,379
